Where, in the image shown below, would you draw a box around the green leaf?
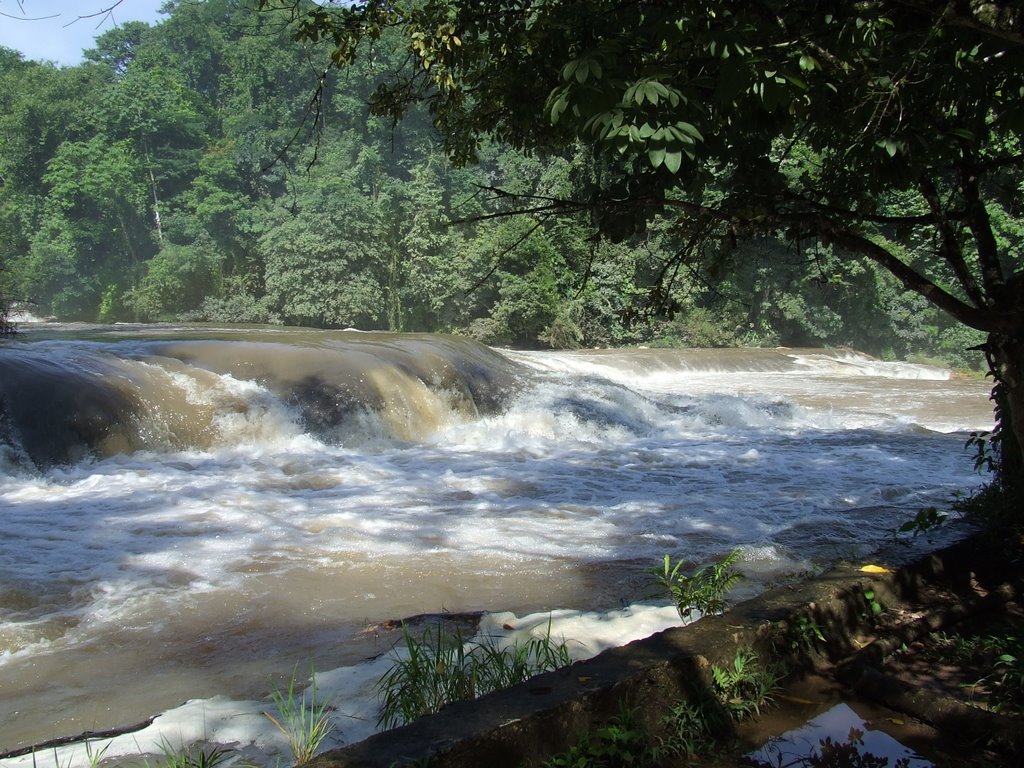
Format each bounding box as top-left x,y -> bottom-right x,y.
648,145 -> 667,168
677,121 -> 704,142
664,150 -> 683,173
878,138 -> 900,157
649,81 -> 670,98
798,54 -> 818,72
575,60 -> 590,84
548,92 -> 569,124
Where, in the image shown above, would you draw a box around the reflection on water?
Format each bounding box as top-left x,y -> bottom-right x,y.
742,703 -> 932,767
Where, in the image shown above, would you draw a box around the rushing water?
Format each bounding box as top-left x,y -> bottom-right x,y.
0,325 -> 994,756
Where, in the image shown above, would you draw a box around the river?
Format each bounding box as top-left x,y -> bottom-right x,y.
0,325 -> 994,760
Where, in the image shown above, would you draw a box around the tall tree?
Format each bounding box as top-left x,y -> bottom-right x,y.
262,0 -> 1024,488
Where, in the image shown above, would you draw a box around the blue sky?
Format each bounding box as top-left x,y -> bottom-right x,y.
0,0 -> 167,65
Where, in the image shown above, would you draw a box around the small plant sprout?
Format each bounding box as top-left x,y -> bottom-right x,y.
652,548 -> 745,621
42,748 -> 71,768
862,589 -> 883,620
265,664 -> 336,764
789,614 -> 827,653
83,739 -> 110,768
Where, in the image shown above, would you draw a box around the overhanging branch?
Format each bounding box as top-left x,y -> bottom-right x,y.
441,184 -> 1021,335
815,224 -> 1009,333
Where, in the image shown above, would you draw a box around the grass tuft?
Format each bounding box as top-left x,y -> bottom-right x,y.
145,740 -> 233,768
265,664 -> 336,764
377,618 -> 572,729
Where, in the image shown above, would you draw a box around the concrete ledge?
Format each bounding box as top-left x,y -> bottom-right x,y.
307,533 -> 1009,768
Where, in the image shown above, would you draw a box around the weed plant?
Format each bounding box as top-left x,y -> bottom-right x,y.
29,742 -> 111,768
543,708 -> 655,768
542,647 -> 781,767
377,620 -> 571,729
891,506 -> 948,541
653,694 -> 729,763
710,647 -> 782,721
265,665 -> 335,764
934,622 -> 1024,714
144,741 -> 233,768
787,615 -> 827,655
82,741 -> 109,768
652,548 -> 744,620
377,623 -> 475,729
472,629 -> 573,693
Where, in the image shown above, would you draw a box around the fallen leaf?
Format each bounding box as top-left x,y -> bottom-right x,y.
859,564 -> 893,573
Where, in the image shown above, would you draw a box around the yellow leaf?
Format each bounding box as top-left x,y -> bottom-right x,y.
859,564 -> 893,573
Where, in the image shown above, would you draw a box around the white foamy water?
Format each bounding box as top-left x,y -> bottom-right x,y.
0,331 -> 995,763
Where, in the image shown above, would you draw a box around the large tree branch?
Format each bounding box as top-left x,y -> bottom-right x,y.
959,152 -> 1010,305
780,190 -> 944,227
918,174 -> 986,308
664,196 -> 1022,334
450,184 -> 1022,334
815,224 -> 1015,333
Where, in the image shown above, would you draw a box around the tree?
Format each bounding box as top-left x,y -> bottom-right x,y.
261,0 -> 1024,488
85,20 -> 153,74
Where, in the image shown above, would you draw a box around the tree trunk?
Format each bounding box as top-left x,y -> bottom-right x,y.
117,212 -> 138,265
149,165 -> 163,242
987,332 -> 1024,492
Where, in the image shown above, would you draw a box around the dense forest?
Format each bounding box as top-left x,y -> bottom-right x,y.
0,0 -> 1005,365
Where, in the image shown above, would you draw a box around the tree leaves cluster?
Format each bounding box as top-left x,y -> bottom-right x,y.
259,0 -> 1023,486
0,0 -> 1005,369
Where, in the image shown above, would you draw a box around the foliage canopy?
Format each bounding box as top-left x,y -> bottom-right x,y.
262,0 -> 1024,486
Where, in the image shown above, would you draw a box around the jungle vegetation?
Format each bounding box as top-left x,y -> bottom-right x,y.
0,1 -> 1002,360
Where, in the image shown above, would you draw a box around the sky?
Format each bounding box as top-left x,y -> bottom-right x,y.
0,0 -> 167,65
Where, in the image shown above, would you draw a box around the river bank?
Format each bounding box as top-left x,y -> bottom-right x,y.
301,523 -> 1023,767
3,519 -> 1017,768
